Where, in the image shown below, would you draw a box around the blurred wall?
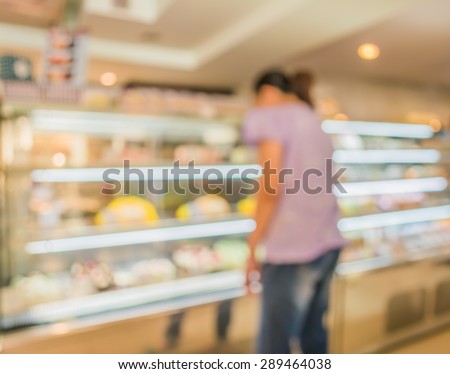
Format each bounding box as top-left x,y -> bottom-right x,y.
314,74 -> 450,128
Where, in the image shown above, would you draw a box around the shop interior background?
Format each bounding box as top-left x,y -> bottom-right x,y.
0,0 -> 450,354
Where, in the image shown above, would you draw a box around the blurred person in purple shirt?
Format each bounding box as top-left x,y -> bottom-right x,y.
243,70 -> 346,354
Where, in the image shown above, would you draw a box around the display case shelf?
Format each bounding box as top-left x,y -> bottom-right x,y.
338,204 -> 450,232
1,106 -> 256,334
333,149 -> 442,164
322,120 -> 435,139
1,270 -> 244,330
30,109 -> 240,139
30,164 -> 261,183
25,217 -> 256,254
2,107 -> 450,345
337,177 -> 448,196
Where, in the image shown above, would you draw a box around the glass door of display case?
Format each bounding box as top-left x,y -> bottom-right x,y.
323,119 -> 450,272
324,120 -> 450,353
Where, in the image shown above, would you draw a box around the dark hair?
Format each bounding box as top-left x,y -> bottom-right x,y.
254,70 -> 291,93
290,71 -> 314,108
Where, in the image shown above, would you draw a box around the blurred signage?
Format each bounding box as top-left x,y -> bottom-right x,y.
41,28 -> 88,87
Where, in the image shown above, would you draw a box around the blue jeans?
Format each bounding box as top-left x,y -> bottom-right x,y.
257,249 -> 340,354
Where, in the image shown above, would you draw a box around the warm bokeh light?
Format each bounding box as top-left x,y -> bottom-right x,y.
429,118 -> 442,132
52,152 -> 66,167
100,72 -> 117,86
357,43 -> 380,60
333,113 -> 349,121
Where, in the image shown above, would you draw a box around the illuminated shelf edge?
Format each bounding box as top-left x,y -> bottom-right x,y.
31,164 -> 262,183
338,205 -> 450,231
332,149 -> 441,164
25,219 -> 256,254
322,120 -> 434,139
336,177 -> 448,196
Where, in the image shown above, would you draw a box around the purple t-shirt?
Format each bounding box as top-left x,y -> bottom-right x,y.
243,103 -> 346,264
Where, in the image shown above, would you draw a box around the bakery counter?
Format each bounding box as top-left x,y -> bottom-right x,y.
330,246 -> 450,353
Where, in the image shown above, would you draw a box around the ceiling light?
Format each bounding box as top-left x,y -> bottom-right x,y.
100,72 -> 117,86
357,43 -> 380,60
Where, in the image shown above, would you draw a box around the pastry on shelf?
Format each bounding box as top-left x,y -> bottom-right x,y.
213,239 -> 249,270
172,244 -> 220,275
175,195 -> 231,220
10,272 -> 64,308
131,258 -> 177,285
236,197 -> 257,216
94,196 -> 159,225
173,144 -> 222,165
71,260 -> 115,292
229,145 -> 257,164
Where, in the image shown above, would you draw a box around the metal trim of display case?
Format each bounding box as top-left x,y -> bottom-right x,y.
330,252 -> 450,353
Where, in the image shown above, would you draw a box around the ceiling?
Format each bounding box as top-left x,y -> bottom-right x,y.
81,0 -> 275,49
0,0 -> 449,89
0,0 -> 65,27
286,0 -> 450,87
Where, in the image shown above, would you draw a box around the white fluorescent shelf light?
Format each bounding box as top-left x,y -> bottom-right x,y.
333,149 -> 441,164
322,120 -> 434,139
336,177 -> 448,197
31,164 -> 262,183
30,110 -> 232,139
25,219 -> 256,254
338,205 -> 450,232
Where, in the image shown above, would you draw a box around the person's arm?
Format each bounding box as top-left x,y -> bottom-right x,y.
246,140 -> 283,287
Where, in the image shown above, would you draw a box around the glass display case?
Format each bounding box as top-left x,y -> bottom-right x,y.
322,120 -> 450,272
0,107 -> 259,332
322,120 -> 450,353
1,104 -> 450,353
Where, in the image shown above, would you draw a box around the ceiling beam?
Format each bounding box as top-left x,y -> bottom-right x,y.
0,22 -> 196,70
195,0 -> 310,66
